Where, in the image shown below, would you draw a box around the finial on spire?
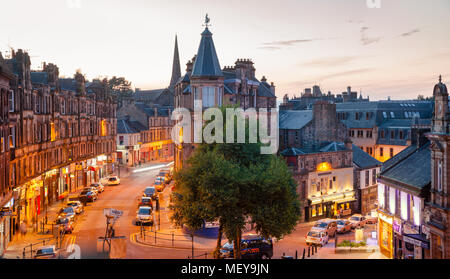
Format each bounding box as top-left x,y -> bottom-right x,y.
204,13 -> 211,28
439,74 -> 442,83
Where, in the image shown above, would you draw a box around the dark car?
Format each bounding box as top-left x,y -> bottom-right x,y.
34,246 -> 58,259
79,189 -> 97,202
143,186 -> 157,200
220,234 -> 273,259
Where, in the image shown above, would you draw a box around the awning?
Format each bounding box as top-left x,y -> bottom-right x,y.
87,166 -> 96,172
403,234 -> 430,249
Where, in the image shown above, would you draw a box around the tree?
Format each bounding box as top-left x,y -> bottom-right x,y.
170,106 -> 301,259
102,76 -> 133,105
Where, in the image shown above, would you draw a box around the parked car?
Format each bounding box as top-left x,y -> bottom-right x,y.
365,211 -> 378,224
348,214 -> 367,229
158,169 -> 172,182
153,180 -> 164,192
135,206 -> 153,225
305,230 -> 329,246
311,219 -> 338,237
90,182 -> 105,193
102,176 -> 120,186
79,189 -> 98,202
34,245 -> 58,259
55,217 -> 74,234
66,201 -> 83,214
139,197 -> 153,209
57,206 -> 76,222
84,186 -> 99,196
220,234 -> 273,259
143,186 -> 157,200
336,219 -> 352,233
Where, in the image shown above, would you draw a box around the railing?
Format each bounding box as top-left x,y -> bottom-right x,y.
22,237 -> 56,259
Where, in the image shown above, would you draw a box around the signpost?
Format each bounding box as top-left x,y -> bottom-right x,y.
101,208 -> 124,258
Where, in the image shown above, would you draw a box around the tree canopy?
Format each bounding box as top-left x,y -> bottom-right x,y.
170,106 -> 301,258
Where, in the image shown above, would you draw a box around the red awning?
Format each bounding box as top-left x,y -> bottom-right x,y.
88,166 -> 96,172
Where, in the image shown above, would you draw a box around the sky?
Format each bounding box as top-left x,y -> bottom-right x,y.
1,0 -> 450,100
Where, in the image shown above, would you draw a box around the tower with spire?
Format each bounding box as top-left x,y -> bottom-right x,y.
169,35 -> 181,91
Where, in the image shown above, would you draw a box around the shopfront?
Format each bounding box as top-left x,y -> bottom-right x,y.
0,198 -> 14,257
378,210 -> 394,258
306,191 -> 357,221
58,166 -> 70,201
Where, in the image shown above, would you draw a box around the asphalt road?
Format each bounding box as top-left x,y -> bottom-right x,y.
69,163 -> 377,259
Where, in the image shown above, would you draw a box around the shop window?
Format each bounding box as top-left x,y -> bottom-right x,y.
311,205 -> 316,217
318,204 -> 323,216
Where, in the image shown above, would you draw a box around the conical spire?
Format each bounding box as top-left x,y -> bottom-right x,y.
169,35 -> 181,90
191,17 -> 223,78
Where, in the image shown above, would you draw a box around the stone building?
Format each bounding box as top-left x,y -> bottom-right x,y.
0,49 -> 117,254
173,18 -> 277,171
117,100 -> 174,163
377,134 -> 431,259
336,100 -> 433,162
352,145 -> 381,215
281,140 -> 356,222
424,76 -> 450,259
279,101 -> 348,151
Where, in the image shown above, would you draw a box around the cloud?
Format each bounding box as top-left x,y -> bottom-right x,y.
399,28 -> 420,37
360,27 -> 382,45
301,56 -> 359,67
260,37 -> 338,50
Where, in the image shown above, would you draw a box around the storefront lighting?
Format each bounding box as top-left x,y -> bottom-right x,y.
316,162 -> 332,172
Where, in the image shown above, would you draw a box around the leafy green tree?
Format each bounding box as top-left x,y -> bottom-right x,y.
170,106 -> 301,259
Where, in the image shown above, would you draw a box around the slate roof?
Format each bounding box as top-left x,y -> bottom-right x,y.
191,27 -> 223,77
352,145 -> 381,169
279,110 -> 313,130
59,78 -> 77,92
336,101 -> 433,129
135,89 -> 166,102
117,119 -> 139,134
380,141 -> 431,189
134,102 -> 172,117
280,147 -> 306,156
31,72 -> 49,85
257,80 -> 276,98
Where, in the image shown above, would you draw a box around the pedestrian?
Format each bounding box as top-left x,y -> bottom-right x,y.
20,221 -> 27,240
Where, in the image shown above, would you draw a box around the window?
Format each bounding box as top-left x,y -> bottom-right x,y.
382,111 -> 387,118
355,112 -> 360,120
9,127 -> 15,148
390,111 -> 395,118
366,112 -> 370,120
399,130 -> 404,140
202,87 -> 216,107
372,169 -> 377,185
8,90 -> 14,112
437,160 -> 442,191
380,130 -> 385,138
366,130 -> 372,138
390,148 -> 394,158
390,130 -> 395,139
365,170 -> 370,186
0,130 -> 4,153
380,147 -> 384,157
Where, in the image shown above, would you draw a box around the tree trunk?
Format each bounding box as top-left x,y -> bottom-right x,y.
214,221 -> 223,259
234,228 -> 242,259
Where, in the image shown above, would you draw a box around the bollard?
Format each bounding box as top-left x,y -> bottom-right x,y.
312,245 -> 314,256
302,248 -> 306,259
295,250 -> 298,259
308,246 -> 310,257
172,233 -> 174,247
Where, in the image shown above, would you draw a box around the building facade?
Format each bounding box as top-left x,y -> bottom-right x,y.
0,49 -> 117,256
281,140 -> 356,222
424,76 -> 450,259
173,19 -> 277,171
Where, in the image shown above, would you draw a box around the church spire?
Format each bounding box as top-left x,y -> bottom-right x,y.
169,35 -> 181,90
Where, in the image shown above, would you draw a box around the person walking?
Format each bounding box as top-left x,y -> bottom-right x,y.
19,221 -> 27,241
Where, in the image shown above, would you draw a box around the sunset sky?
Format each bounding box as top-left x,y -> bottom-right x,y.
1,0 -> 449,100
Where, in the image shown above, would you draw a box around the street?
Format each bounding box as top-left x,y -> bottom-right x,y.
66,162 -> 382,259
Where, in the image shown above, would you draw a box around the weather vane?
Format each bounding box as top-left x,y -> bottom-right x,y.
204,13 -> 211,28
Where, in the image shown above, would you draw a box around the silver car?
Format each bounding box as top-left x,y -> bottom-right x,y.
66,201 -> 83,214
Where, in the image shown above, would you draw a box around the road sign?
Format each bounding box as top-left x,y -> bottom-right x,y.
103,208 -> 123,219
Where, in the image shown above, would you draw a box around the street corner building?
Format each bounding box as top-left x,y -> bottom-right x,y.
377,77 -> 450,259
0,49 -> 117,257
173,17 -> 277,171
